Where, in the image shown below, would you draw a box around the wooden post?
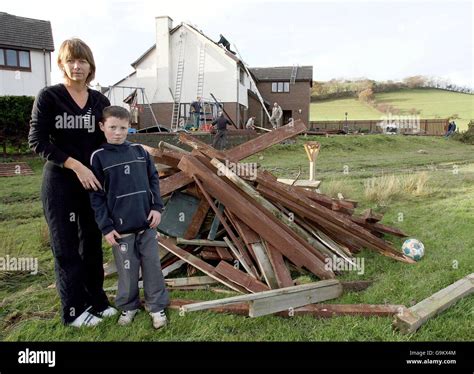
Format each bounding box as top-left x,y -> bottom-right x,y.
393,273 -> 474,334
303,142 -> 320,182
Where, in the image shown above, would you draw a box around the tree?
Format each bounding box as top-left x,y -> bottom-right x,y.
358,87 -> 374,102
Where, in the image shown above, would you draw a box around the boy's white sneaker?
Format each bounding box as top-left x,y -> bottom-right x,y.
96,306 -> 118,318
150,310 -> 167,329
118,309 -> 139,326
69,308 -> 103,328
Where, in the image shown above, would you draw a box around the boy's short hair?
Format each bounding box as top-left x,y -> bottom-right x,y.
102,106 -> 131,123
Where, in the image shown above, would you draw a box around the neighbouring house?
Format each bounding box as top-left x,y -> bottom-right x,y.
0,12 -> 54,96
107,16 -> 312,130
249,66 -> 313,127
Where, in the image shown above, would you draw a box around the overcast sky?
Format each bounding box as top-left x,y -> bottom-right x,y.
3,0 -> 473,87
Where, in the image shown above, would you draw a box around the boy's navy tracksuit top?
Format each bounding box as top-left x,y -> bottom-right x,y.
89,141 -> 164,235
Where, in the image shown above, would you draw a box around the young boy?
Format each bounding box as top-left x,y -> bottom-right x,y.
89,106 -> 169,329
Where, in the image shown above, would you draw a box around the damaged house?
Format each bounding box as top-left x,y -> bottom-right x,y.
106,16 -> 312,130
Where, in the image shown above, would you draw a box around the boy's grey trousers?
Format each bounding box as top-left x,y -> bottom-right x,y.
112,228 -> 169,313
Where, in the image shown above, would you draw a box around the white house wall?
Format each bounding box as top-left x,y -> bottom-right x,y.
108,24 -> 255,108
171,25 -> 239,104
0,50 -> 51,96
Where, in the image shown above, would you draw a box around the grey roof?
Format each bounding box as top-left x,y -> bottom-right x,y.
0,12 -> 54,51
249,66 -> 313,82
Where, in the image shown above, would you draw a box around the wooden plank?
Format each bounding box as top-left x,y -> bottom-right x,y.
179,133 -> 227,160
170,299 -> 404,318
179,280 -> 341,313
178,156 -> 334,279
223,237 -> 258,279
255,179 -> 414,263
200,249 -> 223,261
207,202 -> 224,240
160,172 -> 193,196
176,238 -> 228,247
226,215 -> 278,288
215,247 -> 234,261
210,158 -> 331,262
165,276 -> 217,287
215,261 -> 270,293
161,259 -> 185,277
225,119 -> 308,161
159,237 -> 248,293
264,242 -> 294,288
249,282 -> 342,317
393,273 -> 474,334
183,199 -> 210,240
192,176 -> 259,278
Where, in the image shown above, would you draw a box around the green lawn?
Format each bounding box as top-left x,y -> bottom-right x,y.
311,89 -> 474,131
1,136 -> 474,342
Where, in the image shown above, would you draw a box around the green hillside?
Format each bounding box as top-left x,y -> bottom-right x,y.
311,89 -> 474,131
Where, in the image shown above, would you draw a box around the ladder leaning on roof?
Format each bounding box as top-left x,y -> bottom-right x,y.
196,43 -> 206,99
290,65 -> 298,85
233,44 -> 272,124
171,31 -> 187,132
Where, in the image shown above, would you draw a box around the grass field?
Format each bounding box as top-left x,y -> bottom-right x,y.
1,135 -> 474,342
311,89 -> 474,131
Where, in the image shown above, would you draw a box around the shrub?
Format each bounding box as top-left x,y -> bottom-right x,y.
0,96 -> 35,157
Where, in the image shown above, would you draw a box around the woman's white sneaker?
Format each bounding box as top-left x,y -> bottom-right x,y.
69,308 -> 103,328
118,309 -> 139,326
150,310 -> 167,329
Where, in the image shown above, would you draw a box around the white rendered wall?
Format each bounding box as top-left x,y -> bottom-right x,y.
0,50 -> 51,96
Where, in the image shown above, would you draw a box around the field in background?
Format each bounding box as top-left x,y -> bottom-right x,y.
1,135 -> 474,342
311,89 -> 474,131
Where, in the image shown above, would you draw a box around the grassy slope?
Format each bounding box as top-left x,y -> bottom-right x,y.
311,97 -> 381,121
311,89 -> 474,131
1,137 -> 474,342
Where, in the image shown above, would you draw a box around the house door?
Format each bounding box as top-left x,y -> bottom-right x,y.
283,110 -> 292,126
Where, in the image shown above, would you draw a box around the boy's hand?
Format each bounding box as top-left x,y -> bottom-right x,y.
147,210 -> 162,228
105,230 -> 121,246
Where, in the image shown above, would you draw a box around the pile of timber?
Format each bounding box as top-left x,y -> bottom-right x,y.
151,120 -> 415,295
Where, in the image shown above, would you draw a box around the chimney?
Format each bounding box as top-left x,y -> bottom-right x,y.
155,16 -> 174,102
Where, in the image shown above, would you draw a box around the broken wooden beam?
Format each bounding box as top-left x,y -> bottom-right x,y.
176,238 -> 228,247
215,261 -> 270,293
159,237 -> 248,293
183,198 -> 210,240
225,120 -> 308,161
178,155 -> 335,279
165,276 -> 217,287
179,280 -> 343,317
170,299 -> 404,318
393,273 -> 474,334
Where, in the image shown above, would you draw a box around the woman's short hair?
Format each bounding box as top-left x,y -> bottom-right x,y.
57,38 -> 96,85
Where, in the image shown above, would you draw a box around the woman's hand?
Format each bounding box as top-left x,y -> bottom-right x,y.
147,210 -> 162,228
64,157 -> 102,191
104,230 -> 121,246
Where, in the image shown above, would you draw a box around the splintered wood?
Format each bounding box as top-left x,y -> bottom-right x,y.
147,120 -> 414,317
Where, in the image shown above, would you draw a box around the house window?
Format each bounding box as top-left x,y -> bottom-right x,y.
271,81 -> 290,93
0,48 -> 31,70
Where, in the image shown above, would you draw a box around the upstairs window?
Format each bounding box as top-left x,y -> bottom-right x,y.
0,48 -> 31,70
271,81 -> 290,93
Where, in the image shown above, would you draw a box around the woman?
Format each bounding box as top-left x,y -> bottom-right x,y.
29,38 -> 117,327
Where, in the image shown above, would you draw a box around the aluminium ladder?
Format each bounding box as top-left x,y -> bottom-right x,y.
171,31 -> 187,131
